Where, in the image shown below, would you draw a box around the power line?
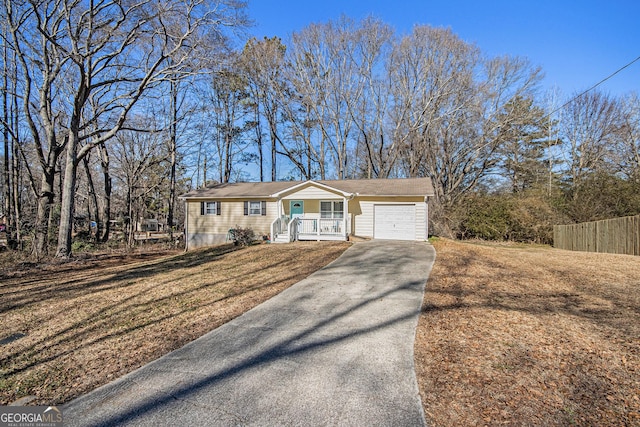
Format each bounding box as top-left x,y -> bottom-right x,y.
545,54 -> 640,120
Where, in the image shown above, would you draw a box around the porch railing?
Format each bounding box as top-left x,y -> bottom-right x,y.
298,218 -> 343,236
270,216 -> 290,241
288,217 -> 299,241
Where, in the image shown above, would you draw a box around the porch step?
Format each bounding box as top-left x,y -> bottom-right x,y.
272,235 -> 291,244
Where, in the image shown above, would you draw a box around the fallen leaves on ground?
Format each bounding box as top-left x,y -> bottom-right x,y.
0,241 -> 350,405
415,239 -> 640,427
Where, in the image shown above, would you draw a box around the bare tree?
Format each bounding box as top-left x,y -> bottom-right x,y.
240,36 -> 287,181
203,62 -> 253,183
2,0 -> 248,258
618,92 -> 640,181
287,17 -> 367,179
342,17 -> 396,178
1,39 -> 25,245
385,26 -> 542,234
560,90 -> 623,189
112,125 -> 166,247
2,30 -> 10,227
4,0 -> 70,257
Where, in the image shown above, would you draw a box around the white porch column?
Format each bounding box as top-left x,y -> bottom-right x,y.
343,196 -> 348,240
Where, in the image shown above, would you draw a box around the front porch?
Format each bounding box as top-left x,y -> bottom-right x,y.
271,217 -> 348,243
270,197 -> 350,243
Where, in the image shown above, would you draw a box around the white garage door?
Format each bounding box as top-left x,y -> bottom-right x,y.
374,204 -> 416,240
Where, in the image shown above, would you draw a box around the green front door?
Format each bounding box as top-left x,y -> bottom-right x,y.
290,200 -> 304,219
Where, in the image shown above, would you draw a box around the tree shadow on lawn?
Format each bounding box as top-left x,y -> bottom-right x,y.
63,276 -> 429,426
1,242 -> 354,405
0,244 -> 242,314
0,245 -> 316,376
419,246 -> 639,425
1,268 -> 308,380
422,248 -> 639,338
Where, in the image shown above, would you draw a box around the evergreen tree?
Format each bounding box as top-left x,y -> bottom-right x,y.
496,96 -> 559,192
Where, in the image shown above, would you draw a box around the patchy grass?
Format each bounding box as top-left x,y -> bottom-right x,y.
416,239 -> 640,426
0,241 -> 350,405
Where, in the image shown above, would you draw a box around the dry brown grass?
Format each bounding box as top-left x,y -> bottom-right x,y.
415,238 -> 640,426
0,241 -> 350,405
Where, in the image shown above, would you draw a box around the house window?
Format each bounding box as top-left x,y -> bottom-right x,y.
244,201 -> 267,216
205,202 -> 218,215
320,201 -> 344,219
249,201 -> 262,215
201,201 -> 221,216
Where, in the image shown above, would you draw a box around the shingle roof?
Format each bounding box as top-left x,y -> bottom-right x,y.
181,181 -> 293,198
317,178 -> 434,197
180,177 -> 434,199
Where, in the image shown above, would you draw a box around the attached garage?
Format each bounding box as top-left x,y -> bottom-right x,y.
374,204 -> 416,240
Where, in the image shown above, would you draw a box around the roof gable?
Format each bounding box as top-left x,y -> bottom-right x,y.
272,180 -> 351,198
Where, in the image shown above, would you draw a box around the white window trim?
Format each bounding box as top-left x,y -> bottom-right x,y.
204,201 -> 218,215
320,200 -> 344,219
248,200 -> 262,216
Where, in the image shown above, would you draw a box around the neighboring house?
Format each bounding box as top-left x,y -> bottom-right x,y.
180,177 -> 435,250
138,218 -> 161,233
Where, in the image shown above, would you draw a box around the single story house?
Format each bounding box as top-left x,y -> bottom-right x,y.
180,177 -> 435,250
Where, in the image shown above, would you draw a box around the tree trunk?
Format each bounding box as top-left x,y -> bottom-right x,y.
11,147 -> 21,245
98,143 -> 111,243
270,117 -> 277,181
223,115 -> 232,183
10,77 -> 21,245
32,171 -> 55,259
126,184 -> 135,248
253,102 -> 264,182
55,133 -> 79,258
82,155 -> 100,241
203,155 -> 208,187
2,38 -> 11,233
167,81 -> 178,239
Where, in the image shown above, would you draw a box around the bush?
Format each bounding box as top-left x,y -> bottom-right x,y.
454,189 -> 561,244
71,230 -> 97,253
455,193 -> 514,241
230,226 -> 255,246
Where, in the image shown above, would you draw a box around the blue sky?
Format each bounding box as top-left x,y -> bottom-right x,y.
246,0 -> 639,98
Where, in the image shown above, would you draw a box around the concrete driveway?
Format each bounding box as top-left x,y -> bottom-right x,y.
64,240 -> 436,426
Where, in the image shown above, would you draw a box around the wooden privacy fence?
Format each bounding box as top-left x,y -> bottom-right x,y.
553,215 -> 640,256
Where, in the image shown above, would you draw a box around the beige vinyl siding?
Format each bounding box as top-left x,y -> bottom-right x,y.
282,199 -> 322,217
350,198 -> 370,237
416,202 -> 428,240
187,198 -> 277,237
283,185 -> 344,200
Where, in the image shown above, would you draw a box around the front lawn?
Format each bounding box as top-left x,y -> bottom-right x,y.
416,239 -> 640,426
0,241 -> 350,405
